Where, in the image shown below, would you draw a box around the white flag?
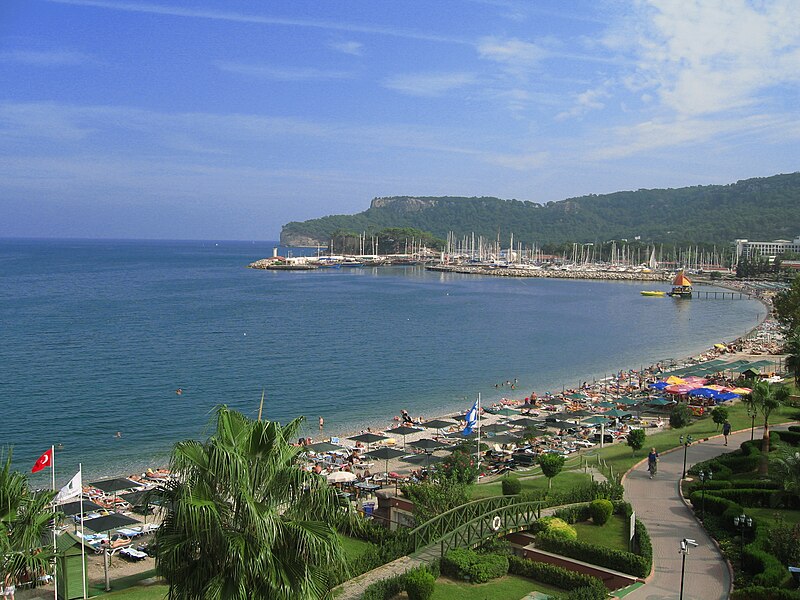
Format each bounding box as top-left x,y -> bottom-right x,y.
54,470 -> 82,504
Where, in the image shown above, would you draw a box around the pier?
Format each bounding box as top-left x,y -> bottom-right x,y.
691,290 -> 751,300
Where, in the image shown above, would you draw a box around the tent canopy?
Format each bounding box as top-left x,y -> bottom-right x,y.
57,500 -> 103,516
82,513 -> 140,533
89,478 -> 139,493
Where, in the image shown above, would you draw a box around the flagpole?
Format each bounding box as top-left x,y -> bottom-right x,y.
476,393 -> 482,465
51,444 -> 57,600
79,464 -> 87,599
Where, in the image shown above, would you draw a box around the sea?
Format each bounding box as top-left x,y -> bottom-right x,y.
0,238 -> 766,485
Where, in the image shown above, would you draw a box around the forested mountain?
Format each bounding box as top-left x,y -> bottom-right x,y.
280,172 -> 800,247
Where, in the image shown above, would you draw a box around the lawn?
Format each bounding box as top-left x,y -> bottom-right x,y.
427,574 -> 562,600
102,584 -> 169,599
747,507 -> 800,526
470,471 -> 592,500
338,533 -> 377,560
572,514 -> 630,552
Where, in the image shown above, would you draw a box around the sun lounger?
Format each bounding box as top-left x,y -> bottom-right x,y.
120,547 -> 148,561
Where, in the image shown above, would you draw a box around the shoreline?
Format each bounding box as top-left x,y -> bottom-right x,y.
315,280 -> 777,452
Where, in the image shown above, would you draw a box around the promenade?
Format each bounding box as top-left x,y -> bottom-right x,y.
623,425 -> 776,600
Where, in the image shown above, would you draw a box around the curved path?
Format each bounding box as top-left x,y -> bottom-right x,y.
623,425 -> 785,600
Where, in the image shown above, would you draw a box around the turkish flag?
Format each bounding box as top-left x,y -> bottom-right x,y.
31,448 -> 53,473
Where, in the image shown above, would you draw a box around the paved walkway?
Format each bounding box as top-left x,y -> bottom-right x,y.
623,425 -> 781,600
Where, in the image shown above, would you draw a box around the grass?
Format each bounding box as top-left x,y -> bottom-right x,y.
572,514 -> 630,552
102,584 -> 169,599
88,568 -> 164,598
469,471 -> 592,500
338,533 -> 376,560
747,507 -> 800,526
427,574 -> 562,600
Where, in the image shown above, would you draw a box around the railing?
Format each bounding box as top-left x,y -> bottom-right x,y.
409,496 -> 541,555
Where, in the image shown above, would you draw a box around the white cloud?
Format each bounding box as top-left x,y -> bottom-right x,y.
382,72 -> 477,97
329,40 -> 364,56
213,61 -> 353,81
0,49 -> 95,66
555,85 -> 611,121
477,37 -> 547,76
621,0 -> 800,117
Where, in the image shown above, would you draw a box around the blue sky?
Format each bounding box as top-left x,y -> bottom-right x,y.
1,0 -> 799,240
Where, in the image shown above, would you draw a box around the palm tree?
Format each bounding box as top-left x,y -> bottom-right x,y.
748,381 -> 790,476
156,406 -> 349,600
771,449 -> 800,499
0,450 -> 58,587
784,330 -> 800,388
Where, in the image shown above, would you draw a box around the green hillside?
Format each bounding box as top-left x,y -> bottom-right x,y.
280,172 -> 800,247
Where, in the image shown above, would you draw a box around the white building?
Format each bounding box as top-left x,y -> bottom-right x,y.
734,236 -> 800,260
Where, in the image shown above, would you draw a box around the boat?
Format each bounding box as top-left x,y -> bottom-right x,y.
640,290 -> 666,297
667,271 -> 693,298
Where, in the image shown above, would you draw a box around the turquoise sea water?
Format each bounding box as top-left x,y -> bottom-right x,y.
1,238 -> 765,484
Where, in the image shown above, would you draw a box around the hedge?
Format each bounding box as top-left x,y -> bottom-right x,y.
360,563 -> 440,600
776,430 -> 800,445
535,532 -> 650,577
589,499 -> 613,525
707,488 -> 779,508
743,546 -> 792,588
507,555 -> 607,599
731,588 -> 800,600
441,548 -> 508,583
405,569 -> 435,600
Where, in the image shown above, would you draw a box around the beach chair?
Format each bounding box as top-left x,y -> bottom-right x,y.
120,547 -> 148,561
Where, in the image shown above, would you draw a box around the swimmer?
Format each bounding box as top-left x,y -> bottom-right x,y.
176,388 -> 183,395
115,431 -> 122,438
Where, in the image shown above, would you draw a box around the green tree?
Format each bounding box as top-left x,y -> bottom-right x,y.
436,443 -> 479,485
747,382 -> 790,476
538,453 -> 565,491
773,274 -> 800,332
784,329 -> 800,388
155,406 -> 347,600
711,406 -> 729,431
669,403 -> 693,429
401,480 -> 469,524
626,429 -> 647,456
770,449 -> 800,500
0,450 -> 57,588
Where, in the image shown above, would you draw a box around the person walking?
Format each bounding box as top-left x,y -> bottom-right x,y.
647,447 -> 659,479
722,420 -> 731,446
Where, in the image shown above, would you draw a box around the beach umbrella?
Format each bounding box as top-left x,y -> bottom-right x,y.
595,401 -> 616,408
604,409 -> 631,418
409,438 -> 448,452
422,419 -> 456,430
486,433 -> 520,446
349,432 -> 388,452
445,428 -> 477,439
647,398 -> 673,406
615,397 -> 640,406
569,409 -> 594,417
82,513 -> 141,534
648,381 -> 669,390
582,416 -> 611,425
363,447 -> 406,477
546,398 -> 567,405
326,471 -> 357,484
305,441 -> 343,454
731,387 -> 752,395
567,393 -> 588,400
492,407 -> 519,417
386,425 -> 421,449
401,453 -> 445,467
481,423 -> 511,434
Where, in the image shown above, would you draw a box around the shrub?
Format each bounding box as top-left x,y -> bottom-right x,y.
467,552 -> 508,583
553,504 -> 591,524
502,475 -> 522,496
669,403 -> 693,428
441,548 -> 477,579
626,429 -> 646,455
507,555 -> 606,599
776,430 -> 800,445
405,569 -> 435,600
535,532 -> 649,577
708,488 -> 778,508
731,588 -> 800,600
589,499 -> 614,526
537,517 -> 578,542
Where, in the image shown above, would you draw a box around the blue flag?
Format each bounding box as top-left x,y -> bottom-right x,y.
462,398 -> 478,436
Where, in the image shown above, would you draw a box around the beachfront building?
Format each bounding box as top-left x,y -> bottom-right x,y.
734,236 -> 800,261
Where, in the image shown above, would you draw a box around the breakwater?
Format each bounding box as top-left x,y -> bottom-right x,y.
426,265 -> 671,281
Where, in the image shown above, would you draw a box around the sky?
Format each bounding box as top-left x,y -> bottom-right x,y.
1,0 -> 799,241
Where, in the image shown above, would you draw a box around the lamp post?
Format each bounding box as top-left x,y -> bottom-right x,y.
679,538 -> 698,600
733,513 -> 753,573
679,435 -> 693,479
698,469 -> 712,522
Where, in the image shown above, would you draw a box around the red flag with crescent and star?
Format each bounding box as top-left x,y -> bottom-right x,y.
31,448 -> 53,473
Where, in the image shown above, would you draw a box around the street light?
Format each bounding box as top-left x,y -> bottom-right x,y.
733,513 -> 753,572
678,435 -> 694,479
698,469 -> 712,522
679,538 -> 699,600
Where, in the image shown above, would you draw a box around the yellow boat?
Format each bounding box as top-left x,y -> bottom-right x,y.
640,290 -> 666,297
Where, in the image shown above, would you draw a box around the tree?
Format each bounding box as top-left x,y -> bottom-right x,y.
669,403 -> 693,429
401,480 -> 469,525
155,406 -> 348,600
0,450 -> 57,588
747,381 -> 790,476
626,429 -> 647,456
711,406 -> 729,431
773,274 -> 800,332
436,443 -> 479,485
784,329 -> 800,388
770,449 -> 800,499
538,453 -> 565,491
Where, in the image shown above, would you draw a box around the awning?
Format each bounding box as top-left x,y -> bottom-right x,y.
82,513 -> 141,533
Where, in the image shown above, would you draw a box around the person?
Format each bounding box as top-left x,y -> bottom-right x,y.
647,447 -> 659,479
3,573 -> 15,600
318,416 -> 324,430
722,420 -> 732,446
